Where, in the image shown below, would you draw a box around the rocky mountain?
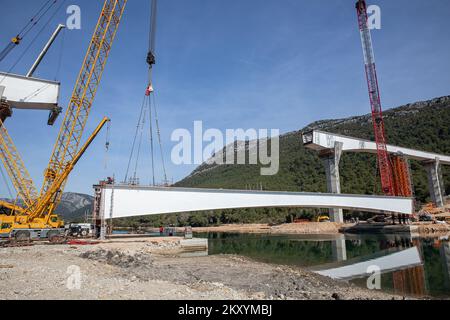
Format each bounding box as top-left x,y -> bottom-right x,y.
1,192 -> 94,223
176,96 -> 450,202
56,192 -> 94,222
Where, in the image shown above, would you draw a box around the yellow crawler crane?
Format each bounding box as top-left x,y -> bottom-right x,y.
0,0 -> 127,241
0,118 -> 110,240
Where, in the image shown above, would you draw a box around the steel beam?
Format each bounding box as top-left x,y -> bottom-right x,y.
95,185 -> 414,220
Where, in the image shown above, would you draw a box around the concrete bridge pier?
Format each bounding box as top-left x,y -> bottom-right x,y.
319,142 -> 344,223
423,158 -> 446,207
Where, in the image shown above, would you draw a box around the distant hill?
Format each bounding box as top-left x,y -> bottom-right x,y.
176,96 -> 450,202
56,192 -> 94,222
1,192 -> 94,223
112,95 -> 450,228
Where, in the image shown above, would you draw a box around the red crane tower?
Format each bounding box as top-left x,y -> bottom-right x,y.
355,0 -> 413,198
355,0 -> 395,195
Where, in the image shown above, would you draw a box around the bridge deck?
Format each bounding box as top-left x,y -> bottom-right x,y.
98,186 -> 414,219
303,130 -> 450,164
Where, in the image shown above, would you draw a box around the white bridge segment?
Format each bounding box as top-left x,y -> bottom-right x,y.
0,72 -> 60,110
303,130 -> 450,165
100,186 -> 414,219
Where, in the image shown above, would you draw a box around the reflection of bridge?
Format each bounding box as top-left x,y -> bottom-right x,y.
315,246 -> 422,281
303,130 -> 450,221
322,236 -> 450,297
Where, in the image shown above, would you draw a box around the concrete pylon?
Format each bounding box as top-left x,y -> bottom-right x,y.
423,158 -> 446,208
319,142 -> 344,223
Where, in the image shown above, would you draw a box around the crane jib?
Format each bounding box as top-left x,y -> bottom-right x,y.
40,0 -> 128,209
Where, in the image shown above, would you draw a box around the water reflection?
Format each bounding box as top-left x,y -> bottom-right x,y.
200,232 -> 450,298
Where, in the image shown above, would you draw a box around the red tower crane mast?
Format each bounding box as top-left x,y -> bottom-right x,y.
355,0 -> 395,195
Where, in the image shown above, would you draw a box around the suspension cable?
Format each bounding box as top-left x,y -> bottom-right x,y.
132,106 -> 147,184
151,92 -> 168,184
148,95 -> 156,186
124,95 -> 147,183
104,120 -> 111,170
21,0 -> 59,39
0,0 -> 62,64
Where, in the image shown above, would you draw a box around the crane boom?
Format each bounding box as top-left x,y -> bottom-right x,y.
356,0 -> 394,195
28,117 -> 111,221
40,0 -> 127,206
0,120 -> 38,207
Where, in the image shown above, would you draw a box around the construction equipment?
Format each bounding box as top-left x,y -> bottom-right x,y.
40,0 -> 127,205
355,0 -> 395,196
0,72 -> 61,126
26,24 -> 66,78
0,0 -> 127,241
0,0 -> 63,63
355,0 -> 413,198
124,0 -> 169,187
317,215 -> 331,223
0,117 -> 111,240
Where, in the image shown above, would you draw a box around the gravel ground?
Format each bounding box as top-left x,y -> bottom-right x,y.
0,239 -> 405,300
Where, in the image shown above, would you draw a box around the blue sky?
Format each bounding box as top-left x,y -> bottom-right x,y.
0,0 -> 449,197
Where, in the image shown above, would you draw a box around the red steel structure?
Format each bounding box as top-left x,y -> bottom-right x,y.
392,155 -> 413,197
355,0 -> 395,195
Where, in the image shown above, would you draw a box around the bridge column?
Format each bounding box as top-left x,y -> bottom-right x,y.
319,142 -> 344,223
423,158 -> 446,207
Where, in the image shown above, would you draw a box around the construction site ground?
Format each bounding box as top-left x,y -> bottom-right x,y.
0,237 -> 408,300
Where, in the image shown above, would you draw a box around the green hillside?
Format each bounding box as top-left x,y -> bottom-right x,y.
177,96 -> 450,199
115,96 -> 450,228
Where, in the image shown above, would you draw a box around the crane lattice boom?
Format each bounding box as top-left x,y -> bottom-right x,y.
40,0 -> 127,209
0,120 -> 38,207
356,0 -> 394,195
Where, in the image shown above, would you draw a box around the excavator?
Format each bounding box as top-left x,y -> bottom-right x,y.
0,0 -> 128,241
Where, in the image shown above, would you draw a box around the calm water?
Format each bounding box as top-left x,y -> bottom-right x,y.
198,232 -> 450,299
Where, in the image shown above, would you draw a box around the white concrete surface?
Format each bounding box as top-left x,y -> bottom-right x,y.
0,72 -> 60,110
303,130 -> 450,164
99,185 -> 414,219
